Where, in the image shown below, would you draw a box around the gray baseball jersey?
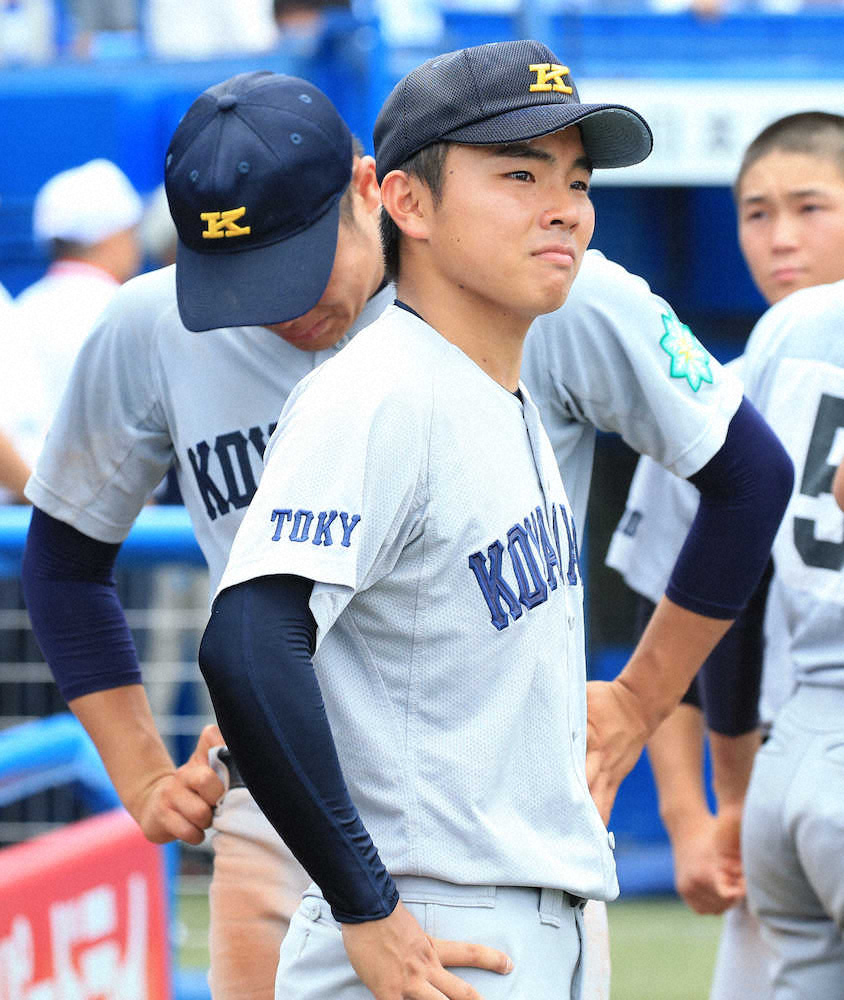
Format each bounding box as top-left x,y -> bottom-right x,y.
218,303 -> 618,898
740,278 -> 844,689
523,253 -> 742,532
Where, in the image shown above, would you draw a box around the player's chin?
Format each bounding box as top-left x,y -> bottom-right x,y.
531,276 -> 576,315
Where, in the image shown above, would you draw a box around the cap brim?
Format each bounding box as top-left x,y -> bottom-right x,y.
176,201 -> 341,332
443,103 -> 653,169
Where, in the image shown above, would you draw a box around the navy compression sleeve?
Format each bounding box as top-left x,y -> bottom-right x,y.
21,507 -> 140,702
697,560 -> 773,736
666,397 -> 792,619
198,574 -> 399,924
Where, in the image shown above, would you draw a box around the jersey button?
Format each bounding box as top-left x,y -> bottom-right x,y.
567,615 -> 576,630
607,831 -> 616,850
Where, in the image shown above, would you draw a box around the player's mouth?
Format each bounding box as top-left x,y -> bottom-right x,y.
532,244 -> 577,267
771,266 -> 806,285
278,315 -> 332,345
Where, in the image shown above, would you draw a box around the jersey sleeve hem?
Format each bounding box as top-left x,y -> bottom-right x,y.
662,374 -> 743,479
25,476 -> 135,544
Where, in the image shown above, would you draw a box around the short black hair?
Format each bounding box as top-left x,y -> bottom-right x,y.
379,142 -> 451,282
735,112 -> 844,200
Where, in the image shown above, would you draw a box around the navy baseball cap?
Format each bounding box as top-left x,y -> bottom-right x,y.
374,40 -> 652,183
165,71 -> 353,332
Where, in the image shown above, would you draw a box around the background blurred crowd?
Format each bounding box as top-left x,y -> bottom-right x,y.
1,0 -> 842,66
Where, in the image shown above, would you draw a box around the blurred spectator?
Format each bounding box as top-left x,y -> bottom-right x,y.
651,0 -> 812,15
0,0 -> 54,64
67,0 -> 138,58
272,0 -> 349,36
11,158 -> 142,460
140,182 -> 177,269
145,0 -> 278,59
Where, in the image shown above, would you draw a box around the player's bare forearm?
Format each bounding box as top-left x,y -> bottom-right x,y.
705,727 -> 760,902
648,704 -> 708,838
616,597 -> 734,731
586,596 -> 732,823
341,900 -> 512,1000
0,430 -> 30,502
69,686 -> 225,844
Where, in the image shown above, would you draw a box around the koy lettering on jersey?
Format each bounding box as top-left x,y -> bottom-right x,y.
187,422 -> 275,521
469,503 -> 580,630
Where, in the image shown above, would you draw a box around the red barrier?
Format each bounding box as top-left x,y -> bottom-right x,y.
0,809 -> 170,999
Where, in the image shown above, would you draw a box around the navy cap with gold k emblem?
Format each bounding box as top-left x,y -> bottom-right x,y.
374,40 -> 652,183
165,71 -> 353,332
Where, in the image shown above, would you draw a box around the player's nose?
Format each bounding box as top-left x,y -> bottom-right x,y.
770,212 -> 801,250
539,193 -> 585,231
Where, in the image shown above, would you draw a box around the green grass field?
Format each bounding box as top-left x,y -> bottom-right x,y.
607,897 -> 723,999
178,893 -> 724,999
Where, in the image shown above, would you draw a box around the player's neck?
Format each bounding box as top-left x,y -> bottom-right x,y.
396,270 -> 527,392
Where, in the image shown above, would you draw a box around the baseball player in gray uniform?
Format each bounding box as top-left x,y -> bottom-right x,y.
606,111 -> 844,1000
739,277 -> 844,996
199,40 -> 792,1000
23,61 -> 789,999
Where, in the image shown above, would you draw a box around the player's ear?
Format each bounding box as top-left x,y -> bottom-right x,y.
379,169 -> 430,242
350,155 -> 381,213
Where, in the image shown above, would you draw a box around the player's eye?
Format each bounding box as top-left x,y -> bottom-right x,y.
745,209 -> 767,222
799,202 -> 822,214
507,170 -> 535,183
571,179 -> 590,193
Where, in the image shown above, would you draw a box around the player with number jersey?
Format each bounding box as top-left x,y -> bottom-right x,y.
199,40 -> 791,1000
738,278 -> 844,996
606,111 -> 844,1000
23,64 -> 790,1000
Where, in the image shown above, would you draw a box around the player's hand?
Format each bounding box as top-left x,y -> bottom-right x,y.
670,813 -> 739,915
341,900 -> 513,999
133,724 -> 226,845
586,679 -> 650,824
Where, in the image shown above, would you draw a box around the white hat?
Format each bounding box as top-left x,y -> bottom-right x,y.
33,159 -> 143,246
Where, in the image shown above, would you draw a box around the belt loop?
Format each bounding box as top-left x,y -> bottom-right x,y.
538,887 -> 565,927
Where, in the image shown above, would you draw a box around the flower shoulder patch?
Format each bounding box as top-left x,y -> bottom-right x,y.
659,313 -> 714,392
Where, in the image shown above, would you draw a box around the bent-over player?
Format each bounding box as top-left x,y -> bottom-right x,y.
199,40 -> 792,1000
